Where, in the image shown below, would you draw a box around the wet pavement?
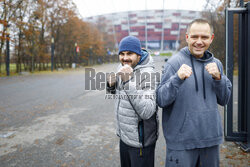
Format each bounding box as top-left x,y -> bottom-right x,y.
0,56 -> 249,167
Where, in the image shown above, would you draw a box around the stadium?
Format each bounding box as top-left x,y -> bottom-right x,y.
85,9 -> 201,51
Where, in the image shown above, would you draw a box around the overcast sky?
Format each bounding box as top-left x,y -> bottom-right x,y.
73,0 -> 211,18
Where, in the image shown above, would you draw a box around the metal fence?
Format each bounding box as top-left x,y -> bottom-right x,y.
225,2 -> 250,152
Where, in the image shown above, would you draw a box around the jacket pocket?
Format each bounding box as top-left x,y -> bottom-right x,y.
177,109 -> 223,142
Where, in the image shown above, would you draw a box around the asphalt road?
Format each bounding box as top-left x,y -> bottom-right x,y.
0,56 -> 165,167
0,56 -> 249,167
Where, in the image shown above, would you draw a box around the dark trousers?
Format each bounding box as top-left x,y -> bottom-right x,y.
165,145 -> 220,167
119,140 -> 156,167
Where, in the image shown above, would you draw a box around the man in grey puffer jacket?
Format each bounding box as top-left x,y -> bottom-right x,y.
107,36 -> 159,167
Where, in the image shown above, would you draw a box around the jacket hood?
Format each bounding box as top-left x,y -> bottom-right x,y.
180,46 -> 214,62
134,49 -> 154,70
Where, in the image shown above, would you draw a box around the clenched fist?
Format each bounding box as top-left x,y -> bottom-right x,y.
177,64 -> 192,80
205,62 -> 221,80
118,64 -> 133,82
107,72 -> 116,87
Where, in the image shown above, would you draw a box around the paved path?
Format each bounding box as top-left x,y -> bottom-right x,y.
0,56 -> 249,166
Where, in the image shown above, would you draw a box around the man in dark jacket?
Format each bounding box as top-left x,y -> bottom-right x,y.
107,36 -> 159,167
156,19 -> 232,167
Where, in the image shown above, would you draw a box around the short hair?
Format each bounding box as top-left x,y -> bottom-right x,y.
186,19 -> 214,35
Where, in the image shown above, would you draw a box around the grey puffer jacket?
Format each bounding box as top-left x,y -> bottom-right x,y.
107,50 -> 159,148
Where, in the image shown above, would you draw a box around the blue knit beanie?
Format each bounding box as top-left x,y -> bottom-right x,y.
118,36 -> 142,56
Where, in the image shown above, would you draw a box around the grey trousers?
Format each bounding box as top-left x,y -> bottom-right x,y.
165,145 -> 219,167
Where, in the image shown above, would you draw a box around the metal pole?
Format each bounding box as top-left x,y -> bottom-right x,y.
75,43 -> 77,67
238,2 -> 250,152
225,7 -> 234,138
127,0 -> 131,36
127,12 -> 131,36
51,37 -> 54,71
160,0 -> 165,52
245,1 -> 250,152
6,25 -> 10,76
76,49 -> 78,66
89,46 -> 92,65
112,14 -> 118,50
145,0 -> 148,50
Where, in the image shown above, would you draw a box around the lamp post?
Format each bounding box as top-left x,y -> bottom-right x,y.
89,46 -> 92,65
75,42 -> 77,67
6,25 -> 10,76
51,37 -> 54,71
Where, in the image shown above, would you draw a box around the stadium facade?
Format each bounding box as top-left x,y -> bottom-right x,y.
85,9 -> 201,51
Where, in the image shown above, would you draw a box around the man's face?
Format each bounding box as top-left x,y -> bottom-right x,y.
186,23 -> 214,58
119,51 -> 141,68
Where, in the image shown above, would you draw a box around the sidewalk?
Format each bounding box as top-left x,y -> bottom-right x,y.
220,141 -> 250,166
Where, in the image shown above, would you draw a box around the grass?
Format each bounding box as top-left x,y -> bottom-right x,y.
151,52 -> 173,57
160,52 -> 173,57
0,63 -> 28,72
0,63 -> 52,76
0,62 -> 93,77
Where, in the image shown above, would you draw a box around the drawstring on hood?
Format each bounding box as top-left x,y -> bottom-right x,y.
189,52 -> 211,100
202,63 -> 206,99
190,56 -> 198,92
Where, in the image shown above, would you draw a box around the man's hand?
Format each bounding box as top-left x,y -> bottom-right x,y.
205,62 -> 221,80
118,64 -> 133,82
177,64 -> 192,80
107,72 -> 116,87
